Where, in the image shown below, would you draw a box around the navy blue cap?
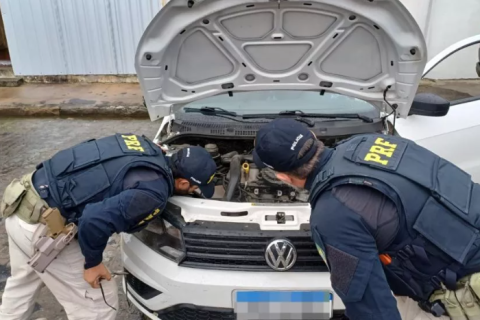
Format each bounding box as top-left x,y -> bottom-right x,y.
173,146 -> 217,198
253,118 -> 318,172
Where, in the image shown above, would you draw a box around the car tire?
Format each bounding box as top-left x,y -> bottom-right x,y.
476,62 -> 480,77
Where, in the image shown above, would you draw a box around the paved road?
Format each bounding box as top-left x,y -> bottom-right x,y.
0,117 -> 160,319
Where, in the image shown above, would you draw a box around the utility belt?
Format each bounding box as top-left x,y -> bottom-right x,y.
426,274 -> 480,320
1,172 -> 77,272
0,171 -> 48,224
381,246 -> 480,320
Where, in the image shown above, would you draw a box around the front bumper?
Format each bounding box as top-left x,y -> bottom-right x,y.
122,234 -> 345,319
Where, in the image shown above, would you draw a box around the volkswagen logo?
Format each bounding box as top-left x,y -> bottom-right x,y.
265,239 -> 297,271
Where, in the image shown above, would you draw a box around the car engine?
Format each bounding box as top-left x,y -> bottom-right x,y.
219,150 -> 310,203
162,139 -> 310,203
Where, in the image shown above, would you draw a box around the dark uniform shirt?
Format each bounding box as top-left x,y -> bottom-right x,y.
78,167 -> 170,269
307,150 -> 402,320
34,166 -> 170,269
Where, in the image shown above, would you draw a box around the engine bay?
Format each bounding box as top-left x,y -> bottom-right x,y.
162,137 -> 343,203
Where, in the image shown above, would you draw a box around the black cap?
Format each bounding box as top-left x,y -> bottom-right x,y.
172,146 -> 217,198
253,118 -> 318,172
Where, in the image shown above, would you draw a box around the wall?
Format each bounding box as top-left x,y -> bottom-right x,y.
0,0 -> 163,76
401,0 -> 480,79
424,0 -> 480,79
1,0 -> 478,78
399,0 -> 433,36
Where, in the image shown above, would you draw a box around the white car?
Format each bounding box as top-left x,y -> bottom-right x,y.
121,0 -> 480,319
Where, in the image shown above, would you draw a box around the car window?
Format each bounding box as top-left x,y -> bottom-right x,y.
183,91 -> 379,117
419,43 -> 480,104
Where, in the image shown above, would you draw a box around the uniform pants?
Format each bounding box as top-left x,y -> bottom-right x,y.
396,296 -> 450,320
0,214 -> 118,320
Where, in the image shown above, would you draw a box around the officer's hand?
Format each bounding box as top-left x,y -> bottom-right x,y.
84,263 -> 112,288
155,142 -> 168,153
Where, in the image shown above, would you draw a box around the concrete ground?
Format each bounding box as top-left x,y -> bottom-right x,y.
0,83 -> 142,106
0,83 -> 147,118
418,79 -> 480,101
0,117 -> 160,319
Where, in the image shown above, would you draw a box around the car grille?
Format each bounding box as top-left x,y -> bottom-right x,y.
157,304 -> 235,320
156,304 -> 347,320
180,221 -> 327,272
126,272 -> 162,300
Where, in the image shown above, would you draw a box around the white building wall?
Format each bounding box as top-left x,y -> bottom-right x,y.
0,0 -> 164,76
1,0 -> 478,78
401,0 -> 480,79
399,0 -> 433,36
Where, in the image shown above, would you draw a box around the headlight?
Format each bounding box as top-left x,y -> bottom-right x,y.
134,217 -> 185,263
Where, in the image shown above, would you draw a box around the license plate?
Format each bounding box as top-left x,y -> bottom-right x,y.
234,290 -> 333,320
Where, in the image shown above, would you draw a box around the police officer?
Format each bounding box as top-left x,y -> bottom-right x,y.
0,133 -> 217,320
253,118 -> 480,320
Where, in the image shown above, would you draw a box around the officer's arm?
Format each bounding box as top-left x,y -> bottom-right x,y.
311,186 -> 401,320
77,176 -> 169,269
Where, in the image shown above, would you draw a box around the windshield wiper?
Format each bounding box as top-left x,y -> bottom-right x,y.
182,107 -> 315,126
243,110 -> 374,123
294,117 -> 315,127
278,110 -> 307,116
183,106 -> 268,123
184,106 -> 237,117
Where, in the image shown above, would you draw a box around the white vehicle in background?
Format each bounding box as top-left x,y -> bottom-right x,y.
121,0 -> 480,319
395,34 -> 480,181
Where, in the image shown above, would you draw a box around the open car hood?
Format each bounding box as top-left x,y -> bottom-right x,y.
136,0 -> 427,120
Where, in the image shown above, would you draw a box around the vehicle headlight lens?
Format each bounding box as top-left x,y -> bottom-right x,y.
134,217 -> 185,263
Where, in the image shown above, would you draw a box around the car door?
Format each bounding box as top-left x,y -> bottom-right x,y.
395,35 -> 480,182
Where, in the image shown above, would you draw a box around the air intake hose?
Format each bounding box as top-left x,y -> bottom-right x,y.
223,155 -> 244,201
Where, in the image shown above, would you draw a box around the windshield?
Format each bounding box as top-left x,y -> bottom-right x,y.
183,91 -> 379,117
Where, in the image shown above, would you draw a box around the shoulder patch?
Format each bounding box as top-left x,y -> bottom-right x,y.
117,134 -> 147,153
316,244 -> 327,263
355,137 -> 407,171
138,208 -> 161,226
326,244 -> 359,297
125,191 -> 161,222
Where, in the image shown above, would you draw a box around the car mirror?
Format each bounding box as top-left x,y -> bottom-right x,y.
409,93 -> 450,117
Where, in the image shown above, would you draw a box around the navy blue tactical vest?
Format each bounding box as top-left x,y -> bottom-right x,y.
38,133 -> 174,221
309,134 -> 480,302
